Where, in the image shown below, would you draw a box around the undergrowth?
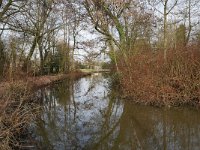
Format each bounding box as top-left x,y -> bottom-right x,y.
120,46 -> 200,107
0,82 -> 40,150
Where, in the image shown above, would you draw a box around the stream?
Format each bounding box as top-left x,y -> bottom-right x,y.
31,73 -> 200,150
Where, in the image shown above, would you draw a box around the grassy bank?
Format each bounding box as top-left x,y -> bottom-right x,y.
119,46 -> 200,107
0,71 -> 90,149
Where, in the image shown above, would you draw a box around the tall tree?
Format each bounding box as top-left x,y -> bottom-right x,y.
5,0 -> 58,73
83,0 -> 152,66
149,0 -> 178,60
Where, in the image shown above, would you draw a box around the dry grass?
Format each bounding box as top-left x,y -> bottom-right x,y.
0,82 -> 40,150
120,46 -> 200,107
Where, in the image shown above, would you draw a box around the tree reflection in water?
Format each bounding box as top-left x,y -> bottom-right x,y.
33,73 -> 200,150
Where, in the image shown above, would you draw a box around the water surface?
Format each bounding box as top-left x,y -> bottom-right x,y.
33,73 -> 200,150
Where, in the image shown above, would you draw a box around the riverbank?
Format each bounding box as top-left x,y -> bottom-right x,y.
119,47 -> 200,107
80,69 -> 111,74
0,71 -> 90,97
0,71 -> 91,149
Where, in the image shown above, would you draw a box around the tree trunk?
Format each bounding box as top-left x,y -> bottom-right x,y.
108,40 -> 119,73
38,37 -> 44,75
22,36 -> 38,72
186,0 -> 191,45
0,39 -> 5,80
163,0 -> 168,60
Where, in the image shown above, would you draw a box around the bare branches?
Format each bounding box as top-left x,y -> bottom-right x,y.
166,0 -> 178,15
0,0 -> 27,22
0,0 -> 13,21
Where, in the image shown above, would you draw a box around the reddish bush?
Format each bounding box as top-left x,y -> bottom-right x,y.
119,46 -> 200,106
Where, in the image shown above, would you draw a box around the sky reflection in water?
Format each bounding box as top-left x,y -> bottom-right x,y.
33,73 -> 200,150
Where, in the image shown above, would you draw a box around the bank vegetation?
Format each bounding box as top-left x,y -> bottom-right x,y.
84,0 -> 200,107
0,0 -> 200,148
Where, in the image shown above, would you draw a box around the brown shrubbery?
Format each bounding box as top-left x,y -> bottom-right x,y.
0,82 -> 40,149
120,46 -> 200,106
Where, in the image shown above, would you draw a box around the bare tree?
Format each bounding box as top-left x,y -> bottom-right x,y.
184,0 -> 200,45
5,0 -> 60,73
149,0 -> 178,60
83,0 -> 152,68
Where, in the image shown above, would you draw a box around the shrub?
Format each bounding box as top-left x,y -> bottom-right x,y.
0,82 -> 40,149
119,45 -> 200,106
